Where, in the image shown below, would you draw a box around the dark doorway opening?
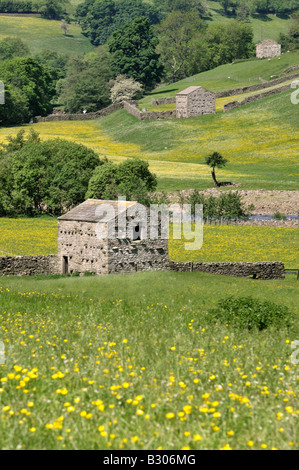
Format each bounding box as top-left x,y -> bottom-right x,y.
63,256 -> 69,274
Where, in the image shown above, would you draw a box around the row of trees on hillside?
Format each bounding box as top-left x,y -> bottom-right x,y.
0,0 -> 69,18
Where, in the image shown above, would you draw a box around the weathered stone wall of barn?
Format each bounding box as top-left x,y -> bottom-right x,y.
57,220 -> 109,275
107,238 -> 169,274
176,88 -> 215,118
256,42 -> 281,58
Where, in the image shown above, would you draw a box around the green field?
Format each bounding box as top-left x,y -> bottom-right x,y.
0,218 -> 298,267
1,87 -> 297,191
0,16 -> 94,55
204,1 -> 293,43
0,270 -> 298,450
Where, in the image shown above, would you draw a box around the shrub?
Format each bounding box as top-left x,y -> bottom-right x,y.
209,295 -> 293,331
185,190 -> 253,220
273,211 -> 287,221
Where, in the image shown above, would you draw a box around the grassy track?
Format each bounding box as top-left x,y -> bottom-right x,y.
0,271 -> 298,450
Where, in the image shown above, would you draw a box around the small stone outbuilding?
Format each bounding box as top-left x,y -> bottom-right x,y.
256,39 -> 281,58
176,86 -> 215,119
57,199 -> 169,275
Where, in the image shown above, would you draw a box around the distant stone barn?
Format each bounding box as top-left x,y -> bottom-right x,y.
176,86 -> 216,119
256,39 -> 281,58
57,199 -> 169,275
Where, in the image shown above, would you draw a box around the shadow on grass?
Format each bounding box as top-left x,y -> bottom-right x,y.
252,13 -> 273,22
149,88 -> 179,96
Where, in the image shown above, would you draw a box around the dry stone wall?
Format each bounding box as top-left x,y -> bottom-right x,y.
224,83 -> 291,112
169,261 -> 285,280
0,255 -> 286,280
123,101 -> 176,120
216,72 -> 299,98
34,103 -> 123,123
0,255 -> 58,276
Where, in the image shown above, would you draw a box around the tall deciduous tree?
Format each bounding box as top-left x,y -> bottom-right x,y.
58,48 -> 113,113
0,57 -> 54,123
108,17 -> 164,90
157,10 -> 207,82
75,0 -> 161,46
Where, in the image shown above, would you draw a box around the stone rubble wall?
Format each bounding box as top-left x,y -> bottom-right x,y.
0,255 -> 286,279
34,103 -> 124,123
0,255 -> 59,276
224,84 -> 292,112
168,261 -> 285,280
123,101 -> 176,120
215,72 -> 299,98
151,97 -> 176,107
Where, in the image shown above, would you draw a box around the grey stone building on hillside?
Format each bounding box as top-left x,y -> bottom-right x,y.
57,199 -> 169,275
256,39 -> 281,58
176,86 -> 216,118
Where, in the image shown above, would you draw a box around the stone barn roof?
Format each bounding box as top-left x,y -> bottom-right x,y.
176,86 -> 210,95
58,199 -> 138,223
257,39 -> 280,46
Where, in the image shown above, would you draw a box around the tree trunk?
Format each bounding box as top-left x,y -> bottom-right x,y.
211,168 -> 219,187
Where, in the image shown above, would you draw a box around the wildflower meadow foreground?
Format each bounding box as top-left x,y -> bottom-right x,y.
0,272 -> 298,450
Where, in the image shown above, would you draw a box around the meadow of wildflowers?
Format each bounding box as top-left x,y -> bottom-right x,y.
0,271 -> 298,450
0,218 -> 297,267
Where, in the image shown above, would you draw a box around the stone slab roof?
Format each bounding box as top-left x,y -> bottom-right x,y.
176,86 -> 206,95
58,199 -> 137,223
257,39 -> 280,46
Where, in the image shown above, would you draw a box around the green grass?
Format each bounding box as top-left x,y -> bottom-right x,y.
0,86 -> 298,191
170,225 -> 299,266
205,1 -> 293,43
0,271 -> 298,450
0,218 -> 297,268
0,16 -> 94,55
140,51 -> 299,108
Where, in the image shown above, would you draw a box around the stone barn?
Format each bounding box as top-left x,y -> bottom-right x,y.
176,86 -> 215,119
256,39 -> 281,58
57,199 -> 169,275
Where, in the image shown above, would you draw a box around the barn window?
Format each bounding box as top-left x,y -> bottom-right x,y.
133,223 -> 141,241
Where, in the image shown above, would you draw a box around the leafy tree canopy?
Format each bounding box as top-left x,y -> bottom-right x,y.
0,37 -> 30,61
11,138 -> 102,216
75,0 -> 161,46
0,57 -> 54,124
108,17 -> 164,89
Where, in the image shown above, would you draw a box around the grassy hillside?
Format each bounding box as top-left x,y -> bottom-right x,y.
0,16 -> 94,55
140,51 -> 299,108
204,1 -> 293,43
1,85 -> 297,191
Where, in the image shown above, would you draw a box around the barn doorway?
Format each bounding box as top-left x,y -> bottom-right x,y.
62,256 -> 69,274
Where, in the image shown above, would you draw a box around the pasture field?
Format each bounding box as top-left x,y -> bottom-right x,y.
1,87 -> 298,191
0,218 -> 298,267
204,1 -> 294,43
0,16 -> 94,55
0,271 -> 298,450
